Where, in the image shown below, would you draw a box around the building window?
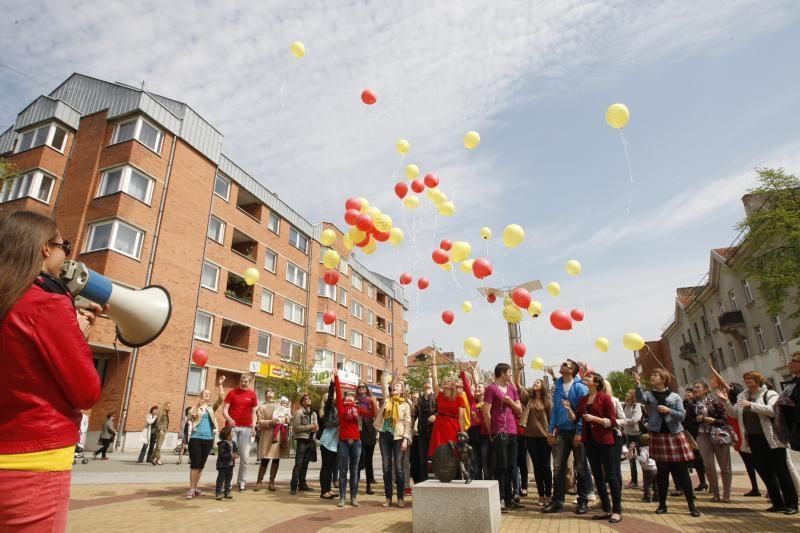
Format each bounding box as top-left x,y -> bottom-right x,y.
716,347 -> 725,370
337,319 -> 346,339
265,249 -> 277,273
207,216 -> 225,244
339,287 -> 348,307
338,259 -> 349,275
772,316 -> 786,344
288,226 -> 309,254
260,288 -> 274,313
350,330 -> 363,349
15,123 -> 68,153
742,338 -> 752,358
257,332 -> 270,357
280,339 -> 304,362
709,310 -> 716,331
367,310 -> 374,326
200,261 -> 219,291
351,300 -> 364,320
318,278 -> 337,300
367,366 -> 374,382
0,170 -> 55,204
97,166 -> 154,204
681,368 -> 688,386
112,116 -> 164,153
214,173 -> 230,201
194,311 -> 213,341
755,326 -> 766,352
267,212 -> 280,234
286,262 -> 307,289
367,285 -> 375,299
701,315 -> 710,336
728,290 -> 738,311
693,323 -> 701,345
348,361 -> 363,379
367,337 -> 373,353
85,219 -> 144,259
316,313 -> 336,335
387,322 -> 393,335
315,349 -> 334,369
728,341 -> 737,363
187,365 -> 207,395
283,299 -> 306,325
741,280 -> 754,304
352,273 -> 363,291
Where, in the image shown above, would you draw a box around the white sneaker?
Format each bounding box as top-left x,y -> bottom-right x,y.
238,481 -> 246,492
185,489 -> 195,499
588,492 -> 597,502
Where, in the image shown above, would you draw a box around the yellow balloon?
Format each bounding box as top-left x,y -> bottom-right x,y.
464,336 -> 482,358
426,187 -> 440,201
367,206 -> 382,218
320,229 -> 336,247
565,259 -> 582,276
433,192 -> 447,206
322,249 -> 340,270
438,201 -> 456,217
606,103 -> 630,129
461,301 -> 473,313
359,197 -> 370,214
363,238 -> 377,255
531,357 -> 545,370
480,227 -> 492,240
464,130 -> 481,150
546,282 -> 561,297
622,332 -> 645,351
243,267 -> 259,286
403,195 -> 420,210
595,337 -> 610,353
503,294 -> 513,307
342,233 -> 354,250
396,138 -> 410,154
348,227 -> 366,244
460,259 -> 474,274
373,213 -> 393,232
405,164 -> 420,180
503,304 -> 523,324
290,41 -> 306,58
451,241 -> 472,263
502,224 -> 525,248
528,300 -> 542,318
439,261 -> 452,272
389,227 -> 404,246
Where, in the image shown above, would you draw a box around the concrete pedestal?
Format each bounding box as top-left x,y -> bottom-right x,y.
412,479 -> 501,533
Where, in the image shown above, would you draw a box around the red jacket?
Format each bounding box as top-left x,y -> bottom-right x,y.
334,375 -> 375,441
576,391 -> 618,445
0,285 -> 101,454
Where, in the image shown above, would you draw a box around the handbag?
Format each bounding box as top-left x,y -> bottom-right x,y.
710,425 -> 733,446
309,441 -> 318,463
683,430 -> 698,450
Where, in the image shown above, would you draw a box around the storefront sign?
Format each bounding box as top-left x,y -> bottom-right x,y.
311,367 -> 358,389
368,384 -> 383,397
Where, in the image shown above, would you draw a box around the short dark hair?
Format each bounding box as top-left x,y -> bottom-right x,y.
494,363 -> 511,378
219,426 -> 232,441
106,412 -> 114,419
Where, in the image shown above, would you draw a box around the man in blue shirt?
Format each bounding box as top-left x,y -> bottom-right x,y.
543,359 -> 589,514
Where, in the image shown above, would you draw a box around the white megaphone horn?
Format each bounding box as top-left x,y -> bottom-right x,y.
61,260 -> 172,348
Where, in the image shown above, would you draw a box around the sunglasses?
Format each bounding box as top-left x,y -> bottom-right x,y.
48,240 -> 72,255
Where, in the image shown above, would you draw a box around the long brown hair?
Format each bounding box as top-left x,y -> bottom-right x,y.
529,379 -> 552,414
0,210 -> 59,317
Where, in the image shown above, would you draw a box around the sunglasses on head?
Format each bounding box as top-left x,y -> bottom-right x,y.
48,240 -> 72,255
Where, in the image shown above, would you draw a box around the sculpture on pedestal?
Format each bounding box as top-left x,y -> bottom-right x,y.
432,431 -> 473,484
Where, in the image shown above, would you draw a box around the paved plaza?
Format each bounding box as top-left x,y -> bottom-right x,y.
67,451 -> 800,532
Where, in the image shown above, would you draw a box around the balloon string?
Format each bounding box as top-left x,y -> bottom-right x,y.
407,289 -> 423,335
618,129 -> 634,214
390,153 -> 406,180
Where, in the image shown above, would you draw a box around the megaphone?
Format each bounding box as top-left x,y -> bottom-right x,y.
60,260 -> 172,348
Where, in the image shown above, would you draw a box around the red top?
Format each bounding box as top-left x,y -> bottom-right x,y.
728,416 -> 743,452
428,391 -> 468,456
576,391 -> 618,445
0,285 -> 100,454
335,375 -> 375,441
224,388 -> 258,427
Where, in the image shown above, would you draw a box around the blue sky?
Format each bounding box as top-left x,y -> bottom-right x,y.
3,1 -> 800,380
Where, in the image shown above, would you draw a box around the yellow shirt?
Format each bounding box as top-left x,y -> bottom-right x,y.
0,446 -> 75,472
460,392 -> 471,428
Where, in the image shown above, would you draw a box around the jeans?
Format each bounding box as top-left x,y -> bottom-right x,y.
338,440 -> 362,501
0,469 -> 71,531
748,433 -> 798,510
233,427 -> 252,485
480,434 -> 494,480
467,426 -> 483,480
696,432 -> 732,499
526,436 -> 552,497
552,430 -> 587,506
291,439 -> 315,491
379,432 -> 405,500
216,466 -> 233,495
417,430 -> 432,481
492,433 -> 517,504
643,468 -> 658,499
613,433 -> 623,489
584,440 -> 622,514
625,434 -> 641,484
517,436 -> 529,492
320,446 -> 337,495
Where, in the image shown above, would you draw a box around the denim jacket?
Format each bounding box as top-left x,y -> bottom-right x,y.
548,377 -> 589,435
635,386 -> 685,433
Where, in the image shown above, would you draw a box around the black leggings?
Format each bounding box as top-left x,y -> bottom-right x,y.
188,438 -> 214,469
585,440 -> 622,514
517,436 -> 528,491
526,436 -> 552,497
320,446 -> 337,495
656,461 -> 696,510
359,443 -> 376,484
95,438 -> 112,458
739,451 -> 759,492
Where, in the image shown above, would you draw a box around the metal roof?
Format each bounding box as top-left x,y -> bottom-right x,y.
15,96 -> 81,131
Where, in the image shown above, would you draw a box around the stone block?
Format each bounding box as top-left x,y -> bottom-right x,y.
412,479 -> 501,533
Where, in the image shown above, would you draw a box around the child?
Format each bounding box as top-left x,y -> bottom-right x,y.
635,433 -> 658,502
216,427 -> 239,500
273,396 -> 291,445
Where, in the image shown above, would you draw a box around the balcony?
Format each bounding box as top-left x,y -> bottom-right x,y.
219,319 -> 250,351
376,342 -> 387,358
376,316 -> 387,332
719,310 -> 746,339
231,228 -> 258,262
236,188 -> 263,222
376,291 -> 387,307
679,342 -> 697,361
225,272 -> 253,305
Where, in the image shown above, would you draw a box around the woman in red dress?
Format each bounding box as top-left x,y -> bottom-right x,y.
428,350 -> 467,457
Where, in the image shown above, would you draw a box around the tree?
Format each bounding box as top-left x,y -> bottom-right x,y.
283,351 -> 321,408
404,362 -> 457,393
0,158 -> 14,190
736,168 -> 800,336
606,371 -> 636,402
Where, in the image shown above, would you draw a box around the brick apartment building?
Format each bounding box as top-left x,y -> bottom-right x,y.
0,74 -> 409,449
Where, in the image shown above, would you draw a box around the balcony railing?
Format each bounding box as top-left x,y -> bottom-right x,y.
718,310 -> 745,331
679,342 -> 697,361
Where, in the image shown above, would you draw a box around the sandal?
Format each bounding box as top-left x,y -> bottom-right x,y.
321,493 -> 335,499
382,500 -> 392,508
609,514 -> 622,524
591,513 -> 612,520
268,482 -> 276,492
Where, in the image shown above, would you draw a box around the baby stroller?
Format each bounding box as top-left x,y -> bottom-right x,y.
74,413 -> 89,465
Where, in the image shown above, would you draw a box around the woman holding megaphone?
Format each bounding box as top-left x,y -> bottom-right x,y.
0,210 -> 103,532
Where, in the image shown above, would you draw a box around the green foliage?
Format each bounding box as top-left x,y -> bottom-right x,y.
283,352 -> 322,407
736,168 -> 800,336
606,371 -> 635,401
0,158 -> 15,190
404,362 -> 457,393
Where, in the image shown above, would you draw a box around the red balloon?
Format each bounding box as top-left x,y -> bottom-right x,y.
550,310 -> 573,331
345,198 -> 362,211
344,209 -> 360,225
417,277 -> 430,290
356,235 -> 371,247
373,230 -> 390,242
191,348 -> 208,367
513,342 -> 526,358
355,214 -> 373,232
472,258 -> 493,279
361,89 -> 377,105
323,269 -> 340,286
432,249 -> 449,265
394,182 -> 408,199
570,308 -> 585,322
399,272 -> 413,285
440,239 -> 452,251
323,309 -> 337,325
512,288 -> 532,309
410,179 -> 425,194
442,310 -> 455,325
487,293 -> 497,303
424,173 -> 440,188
